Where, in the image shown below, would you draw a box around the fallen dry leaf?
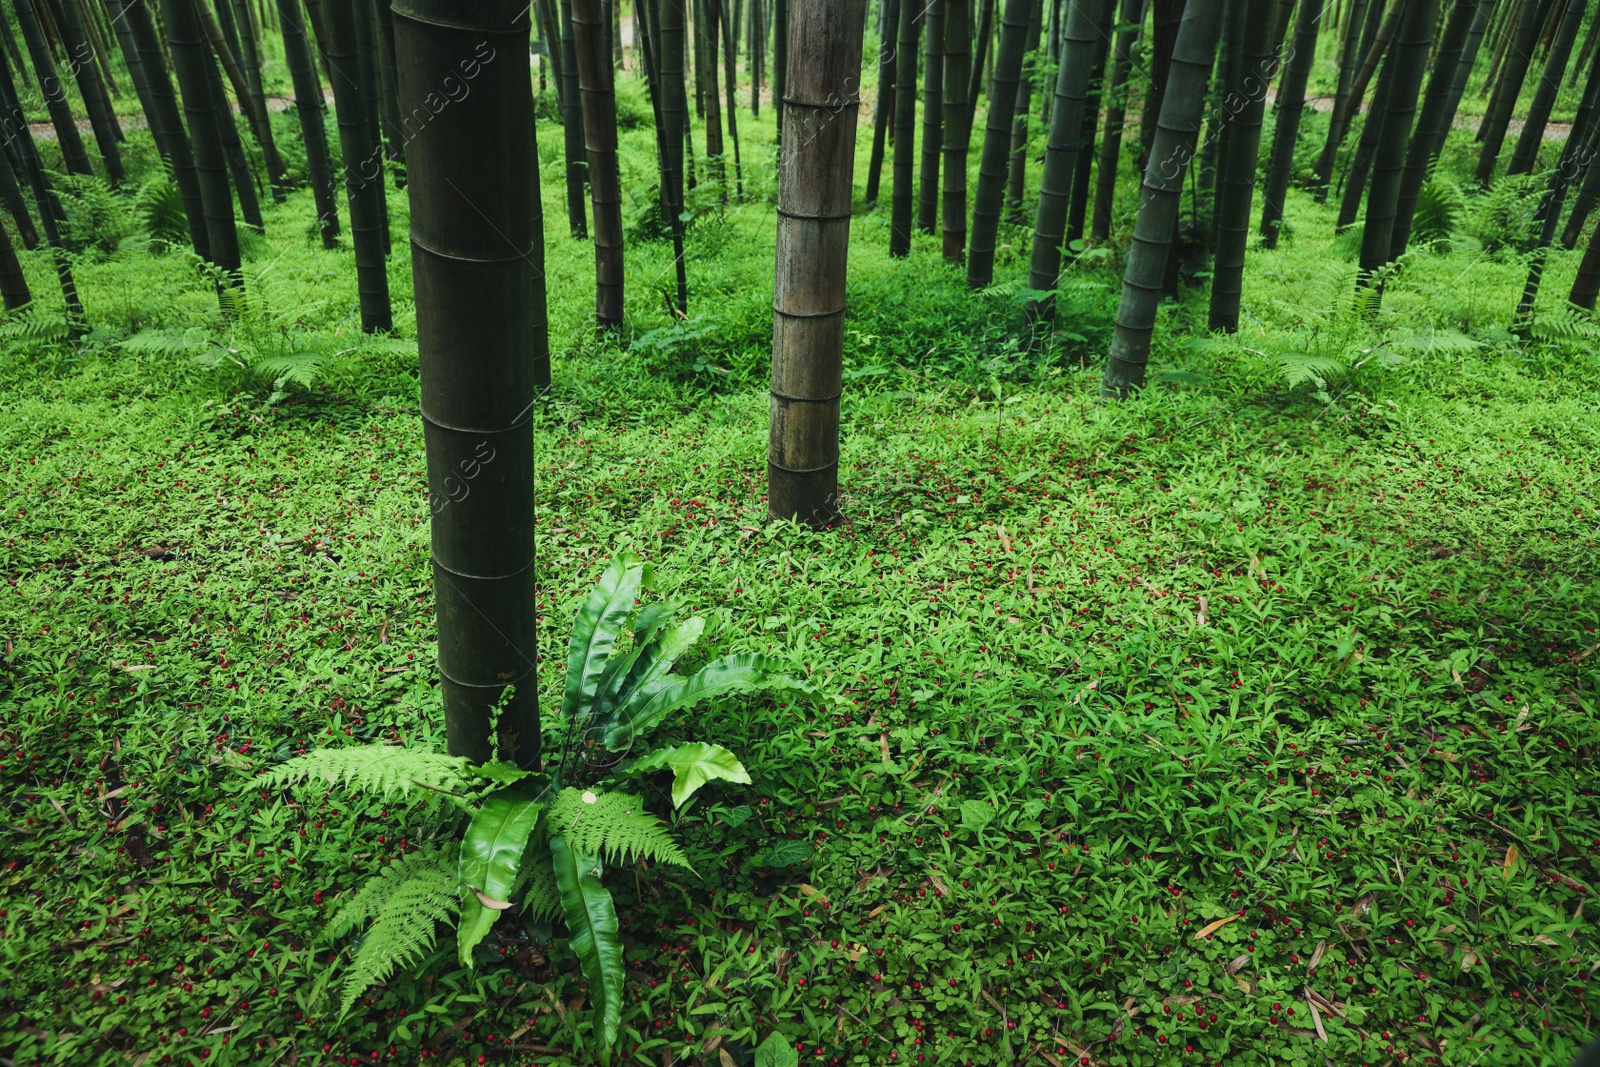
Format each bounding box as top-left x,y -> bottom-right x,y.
1307,939 -> 1328,973
1224,952 -> 1252,974
1194,913 -> 1242,940
1503,845 -> 1518,875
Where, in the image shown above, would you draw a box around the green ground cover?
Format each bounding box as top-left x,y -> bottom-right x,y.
1,42 -> 1598,1067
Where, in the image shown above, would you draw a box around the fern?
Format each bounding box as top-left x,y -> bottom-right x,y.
136,179 -> 189,245
1466,174 -> 1544,252
328,843 -> 459,1018
118,327 -> 221,358
516,842 -> 564,922
255,743 -> 478,801
1412,177 -> 1464,244
546,788 -> 691,869
1277,352 -> 1348,390
0,305 -> 71,342
1527,303 -> 1600,344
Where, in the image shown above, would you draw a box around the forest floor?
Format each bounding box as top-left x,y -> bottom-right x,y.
2,68 -> 1599,1067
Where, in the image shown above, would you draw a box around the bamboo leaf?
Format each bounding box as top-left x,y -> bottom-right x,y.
550,835 -> 624,1062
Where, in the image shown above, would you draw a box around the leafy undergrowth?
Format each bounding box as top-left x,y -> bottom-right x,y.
2,77 -> 1599,1067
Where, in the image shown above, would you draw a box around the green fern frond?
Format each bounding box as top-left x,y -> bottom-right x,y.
0,305 -> 71,342
1412,177 -> 1464,243
1527,304 -> 1600,343
546,788 -> 691,869
253,350 -> 326,389
519,848 -> 564,922
1277,352 -> 1347,390
331,843 -> 459,1018
256,743 -> 478,801
328,841 -> 459,936
117,327 -> 220,357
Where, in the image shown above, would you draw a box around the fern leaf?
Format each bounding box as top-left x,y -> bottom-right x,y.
328,841 -> 459,937
519,848 -> 563,922
332,844 -> 458,1018
546,788 -> 690,869
255,743 -> 477,801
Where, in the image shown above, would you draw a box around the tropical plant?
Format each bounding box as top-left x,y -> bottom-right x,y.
248,550 -> 828,1059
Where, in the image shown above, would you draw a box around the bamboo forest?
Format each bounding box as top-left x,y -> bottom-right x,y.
2,0 -> 1599,1062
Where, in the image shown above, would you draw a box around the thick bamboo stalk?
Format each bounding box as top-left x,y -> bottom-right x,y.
1004,0 -> 1044,222
572,0 -> 625,327
659,0 -> 689,308
1520,45 -> 1600,312
57,0 -> 125,181
1336,42 -> 1395,228
1438,0 -> 1489,153
369,0 -> 406,187
0,43 -> 81,327
0,215 -> 30,310
558,0 -> 588,236
163,0 -> 242,275
968,0 -> 1031,284
1210,0 -> 1284,329
124,0 -> 210,259
1506,0 -> 1585,174
1089,0 -> 1139,237
393,0 -> 542,769
106,0 -> 163,162
890,0 -> 919,254
1356,0 -> 1436,284
1258,0 -> 1323,246
1065,0 -> 1111,244
917,0 -> 945,232
324,0 -> 391,330
0,146 -> 38,249
941,0 -> 972,262
768,0 -> 867,526
1027,0 -> 1103,299
1103,0 -> 1223,394
773,0 -> 786,137
717,0 -> 745,196
1310,0 -> 1400,200
13,0 -> 95,176
865,0 -> 896,203
1474,0 -> 1542,180
229,0 -> 288,199
276,0 -> 340,245
303,0 -> 335,82
1390,0 -> 1477,256
199,15 -> 265,233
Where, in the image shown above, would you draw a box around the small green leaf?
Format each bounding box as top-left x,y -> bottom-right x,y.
718,805 -> 754,828
630,742 -> 751,808
465,760 -> 532,786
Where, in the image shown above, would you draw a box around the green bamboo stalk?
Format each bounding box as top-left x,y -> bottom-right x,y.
392,0 -> 543,768
968,0 -> 1031,284
276,0 -> 340,246
324,0 -> 392,330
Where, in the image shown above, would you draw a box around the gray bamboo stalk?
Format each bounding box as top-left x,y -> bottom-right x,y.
13,0 -> 95,176
392,0 -> 542,768
1310,0 -> 1400,200
1004,0 -> 1044,223
1520,43 -> 1600,313
276,0 -> 339,246
1473,0 -> 1542,181
1336,40 -> 1394,228
0,43 -> 81,327
1027,0 -> 1101,300
559,0 -> 588,236
324,0 -> 392,330
918,0 -> 945,232
125,0 -> 210,260
163,0 -> 241,276
889,0 -> 919,254
1208,0 -> 1275,330
942,0 -> 972,261
866,0 -> 895,203
1258,0 -> 1324,247
1089,0 -> 1140,237
773,0 -> 786,138
717,0 -> 744,197
230,0 -> 288,198
767,0 -> 867,525
659,0 -> 689,308
1356,0 -> 1436,287
1390,0 -> 1477,256
370,0 -> 406,187
1506,0 -> 1585,175
573,0 -> 625,327
1103,0 -> 1223,394
0,146 -> 37,249
1438,0 -> 1489,155
0,215 -> 29,309
968,0 -> 1031,284
57,0 -> 125,182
